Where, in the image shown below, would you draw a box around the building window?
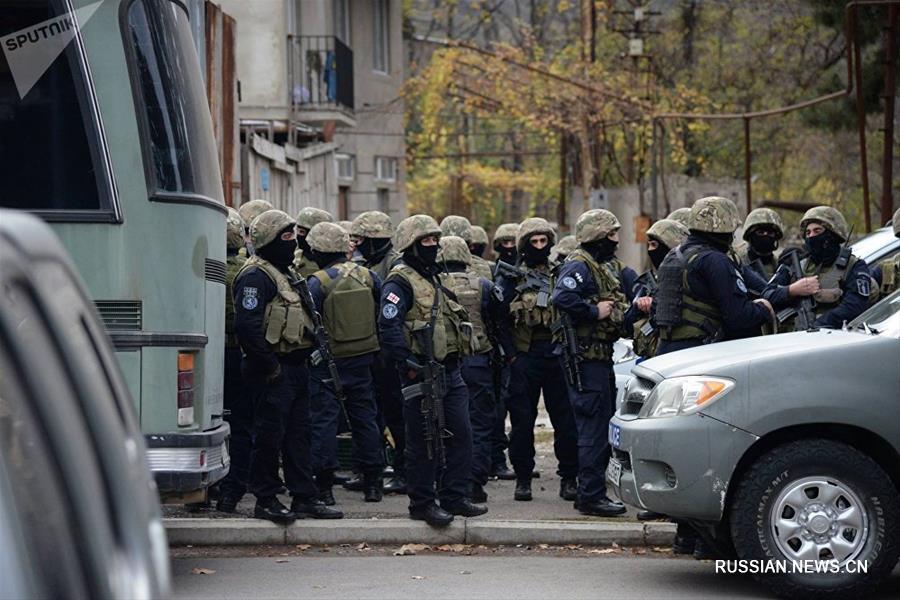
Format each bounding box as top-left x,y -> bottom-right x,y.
333,0 -> 350,45
372,0 -> 390,73
377,188 -> 390,213
375,156 -> 398,182
335,154 -> 355,181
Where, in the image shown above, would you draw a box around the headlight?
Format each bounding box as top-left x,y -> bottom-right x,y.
637,376 -> 734,418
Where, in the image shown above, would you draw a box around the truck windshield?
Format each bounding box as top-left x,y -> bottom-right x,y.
848,290 -> 900,337
125,0 -> 222,202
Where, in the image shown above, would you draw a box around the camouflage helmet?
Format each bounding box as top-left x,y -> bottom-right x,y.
437,235 -> 472,265
666,207 -> 692,227
238,198 -> 273,226
742,208 -> 784,241
440,215 -> 473,243
575,209 -> 621,244
550,234 -> 578,262
517,217 -> 556,250
646,219 -> 689,250
893,208 -> 900,238
307,222 -> 349,253
689,196 -> 741,234
250,209 -> 296,251
296,207 -> 334,231
351,210 -> 394,239
226,207 -> 245,250
394,214 -> 442,252
800,205 -> 850,242
470,225 -> 489,246
493,223 -> 519,244
337,220 -> 353,233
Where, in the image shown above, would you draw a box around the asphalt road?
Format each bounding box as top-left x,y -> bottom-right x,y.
172,553 -> 900,599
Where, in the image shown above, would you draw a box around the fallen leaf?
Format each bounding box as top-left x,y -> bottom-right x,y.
588,548 -> 616,555
564,544 -> 583,550
275,559 -> 290,563
538,544 -> 550,550
651,546 -> 672,553
411,575 -> 425,580
611,542 -> 620,549
295,544 -> 311,551
394,543 -> 429,556
356,543 -> 370,551
633,548 -> 647,555
191,568 -> 216,575
459,570 -> 472,575
436,544 -> 470,552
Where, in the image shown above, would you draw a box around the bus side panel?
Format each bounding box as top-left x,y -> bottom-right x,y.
203,280 -> 225,430
115,349 -> 142,418
140,347 -> 180,434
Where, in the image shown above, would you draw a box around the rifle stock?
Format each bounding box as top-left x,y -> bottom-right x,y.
788,251 -> 818,332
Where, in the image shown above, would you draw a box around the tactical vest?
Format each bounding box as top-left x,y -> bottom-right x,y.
237,256 -> 314,354
509,263 -> 554,352
557,249 -> 627,361
311,261 -> 380,358
292,248 -> 319,278
471,256 -> 494,281
440,270 -> 492,354
388,264 -> 472,361
631,269 -> 659,358
790,254 -> 866,331
370,248 -> 401,281
225,253 -> 247,346
655,245 -> 725,343
878,254 -> 900,297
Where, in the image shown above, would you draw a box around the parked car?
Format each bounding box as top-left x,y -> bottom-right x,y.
607,288 -> 900,597
852,225 -> 900,266
0,211 -> 170,599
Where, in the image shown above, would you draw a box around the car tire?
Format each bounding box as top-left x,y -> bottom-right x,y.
730,439 -> 900,599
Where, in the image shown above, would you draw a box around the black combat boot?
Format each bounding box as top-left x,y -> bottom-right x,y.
575,496 -> 627,517
315,470 -> 336,506
443,498 -> 489,517
514,478 -> 532,501
672,521 -> 698,555
470,482 -> 488,503
291,497 -> 344,519
637,510 -> 665,521
383,476 -> 407,494
491,466 -> 516,481
342,473 -> 365,491
559,477 -> 578,501
253,497 -> 297,524
409,503 -> 454,527
363,470 -> 384,503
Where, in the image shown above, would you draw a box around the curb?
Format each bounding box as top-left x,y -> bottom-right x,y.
164,518 -> 675,547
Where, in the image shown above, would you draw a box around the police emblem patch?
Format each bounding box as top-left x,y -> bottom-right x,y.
382,304 -> 399,319
857,276 -> 871,297
242,287 -> 258,310
736,277 -> 748,293
561,276 -> 577,289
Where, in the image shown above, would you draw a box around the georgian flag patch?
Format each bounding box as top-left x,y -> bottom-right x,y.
386,292 -> 400,304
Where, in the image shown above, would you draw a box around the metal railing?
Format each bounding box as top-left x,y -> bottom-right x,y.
288,35 -> 354,112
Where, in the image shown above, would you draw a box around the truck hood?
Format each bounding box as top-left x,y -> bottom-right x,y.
636,329 -> 874,380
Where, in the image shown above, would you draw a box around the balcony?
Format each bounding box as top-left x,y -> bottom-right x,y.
288,35 -> 355,128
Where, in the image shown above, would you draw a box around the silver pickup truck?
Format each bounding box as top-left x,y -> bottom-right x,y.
608,290 -> 900,598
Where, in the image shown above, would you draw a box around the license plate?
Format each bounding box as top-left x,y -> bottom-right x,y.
608,423 -> 621,449
606,458 -> 622,488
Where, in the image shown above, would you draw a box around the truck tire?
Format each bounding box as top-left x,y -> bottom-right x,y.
729,439 -> 899,599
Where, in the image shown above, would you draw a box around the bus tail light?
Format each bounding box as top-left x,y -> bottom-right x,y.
177,352 -> 195,426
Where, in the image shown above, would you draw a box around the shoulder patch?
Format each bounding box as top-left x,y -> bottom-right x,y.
735,276 -> 747,294
382,303 -> 399,319
573,271 -> 584,284
386,292 -> 400,304
241,286 -> 259,310
561,276 -> 577,290
857,276 -> 871,297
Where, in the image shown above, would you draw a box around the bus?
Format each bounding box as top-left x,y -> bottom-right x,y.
0,0 -> 229,501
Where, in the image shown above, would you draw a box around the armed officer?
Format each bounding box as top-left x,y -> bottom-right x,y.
441,215 -> 493,281
666,207 -> 692,228
238,199 -> 273,254
233,210 -> 343,523
217,208 -> 252,513
496,217 -> 579,503
764,206 -> 872,329
351,210 -> 408,494
872,208 -> 900,296
550,234 -> 578,264
378,215 -> 488,527
306,222 -> 386,505
736,208 -> 784,281
293,207 -> 335,278
438,236 -> 508,504
551,209 -> 632,517
469,226 -> 490,261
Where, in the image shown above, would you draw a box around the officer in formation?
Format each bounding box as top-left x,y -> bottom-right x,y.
238,199 -> 273,254
441,215 -> 494,280
437,235 -> 507,504
736,208 -> 784,281
350,211 -> 407,494
233,210 -> 342,523
306,222 -> 386,505
549,234 -> 578,264
378,215 -> 488,526
551,210 -> 633,516
496,217 -> 579,503
294,207 -> 335,277
666,207 -> 692,227
469,225 -> 490,260
873,208 -> 900,296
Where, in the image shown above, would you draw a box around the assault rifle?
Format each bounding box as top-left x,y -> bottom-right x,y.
288,273 -> 352,431
550,313 -> 584,392
774,249 -> 818,332
494,260 -> 551,308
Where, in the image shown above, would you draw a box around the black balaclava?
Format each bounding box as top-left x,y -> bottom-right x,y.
296,228 -> 311,255
648,241 -> 671,269
258,226 -> 298,269
469,243 -> 487,258
358,237 -> 392,263
805,229 -> 841,265
309,249 -> 345,269
690,229 -> 733,253
495,243 -> 517,265
403,239 -> 440,276
748,230 -> 779,256
522,237 -> 551,267
583,238 -> 619,262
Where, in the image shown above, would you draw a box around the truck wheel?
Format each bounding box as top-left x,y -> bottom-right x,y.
730,439 -> 900,599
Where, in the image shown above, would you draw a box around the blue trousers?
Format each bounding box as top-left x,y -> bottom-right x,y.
461,354 -> 494,486
490,361 -> 510,471
309,355 -> 385,479
507,349 -> 578,480
247,361 -> 318,500
564,359 -> 615,503
219,345 -> 253,497
373,352 -> 406,477
402,362 -> 472,510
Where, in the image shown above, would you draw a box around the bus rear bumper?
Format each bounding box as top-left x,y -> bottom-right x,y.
145,423 -> 230,495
